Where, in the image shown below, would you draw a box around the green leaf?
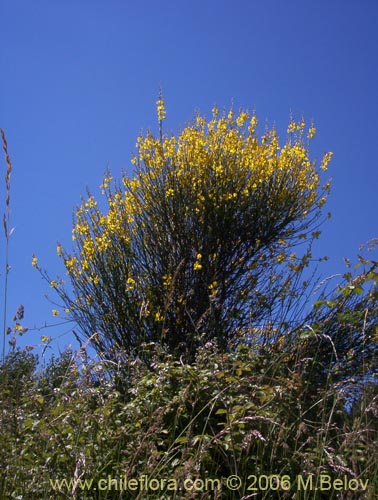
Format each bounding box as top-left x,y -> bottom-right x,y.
326,300 -> 336,308
300,331 -> 312,339
23,418 -> 34,430
175,436 -> 188,444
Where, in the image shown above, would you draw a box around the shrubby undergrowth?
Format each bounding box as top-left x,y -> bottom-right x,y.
0,331 -> 377,499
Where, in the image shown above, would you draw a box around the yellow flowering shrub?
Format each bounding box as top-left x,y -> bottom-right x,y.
52,99 -> 332,359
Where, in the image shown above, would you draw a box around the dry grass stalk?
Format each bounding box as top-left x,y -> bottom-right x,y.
1,128 -> 12,363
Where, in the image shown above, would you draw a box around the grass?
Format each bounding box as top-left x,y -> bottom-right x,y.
1,128 -> 12,364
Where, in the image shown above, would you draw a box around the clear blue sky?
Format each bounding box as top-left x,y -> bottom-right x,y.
1,0 -> 377,357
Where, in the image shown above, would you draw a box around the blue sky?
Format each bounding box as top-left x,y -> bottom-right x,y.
1,0 -> 377,358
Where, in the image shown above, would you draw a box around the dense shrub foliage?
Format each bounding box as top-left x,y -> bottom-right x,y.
1,332 -> 377,499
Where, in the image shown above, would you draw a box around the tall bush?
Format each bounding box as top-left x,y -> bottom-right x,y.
41,98 -> 332,360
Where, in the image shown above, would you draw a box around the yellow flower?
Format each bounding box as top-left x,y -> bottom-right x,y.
156,96 -> 166,122
236,112 -> 248,127
65,257 -> 78,273
52,309 -> 59,316
208,281 -> 218,297
162,274 -> 172,287
90,275 -> 100,285
318,196 -> 327,207
126,276 -> 136,291
32,255 -> 38,267
287,121 -> 297,134
193,261 -> 202,271
307,126 -> 316,139
249,115 -> 258,129
100,175 -> 113,191
320,151 -> 333,171
155,311 -> 164,322
276,253 -> 286,264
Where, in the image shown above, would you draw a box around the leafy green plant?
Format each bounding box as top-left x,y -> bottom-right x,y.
0,332 -> 376,499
